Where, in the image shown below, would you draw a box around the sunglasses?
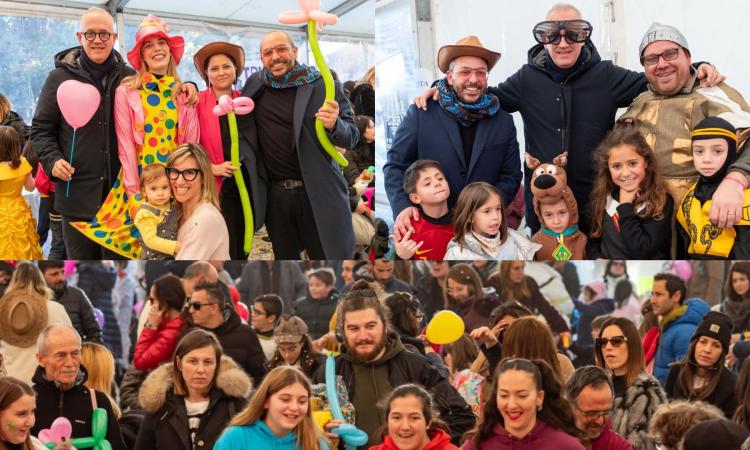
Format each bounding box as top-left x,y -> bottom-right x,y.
188,302 -> 215,311
596,336 -> 628,348
533,20 -> 593,45
165,167 -> 201,181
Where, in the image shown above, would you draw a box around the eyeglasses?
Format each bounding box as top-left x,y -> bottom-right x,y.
252,308 -> 266,316
261,45 -> 292,58
575,404 -> 613,419
533,20 -> 592,45
451,68 -> 488,80
165,167 -> 201,181
81,31 -> 112,42
595,336 -> 628,348
188,302 -> 215,311
640,47 -> 681,66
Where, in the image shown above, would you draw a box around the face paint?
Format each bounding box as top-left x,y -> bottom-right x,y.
6,422 -> 16,431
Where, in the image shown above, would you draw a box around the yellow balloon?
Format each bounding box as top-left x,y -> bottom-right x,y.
313,410 -> 333,430
426,310 -> 465,344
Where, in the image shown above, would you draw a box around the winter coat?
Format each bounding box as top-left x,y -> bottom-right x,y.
134,356 -> 251,450
215,419 -> 331,450
0,299 -> 71,386
294,290 -> 341,339
133,315 -> 184,371
371,428 -> 458,450
239,74 -> 358,259
654,299 -> 710,385
119,365 -> 147,411
591,423 -> 633,450
610,372 -> 667,450
53,285 -> 103,343
236,261 -> 308,312
312,332 -> 475,447
32,47 -> 135,219
444,229 -> 541,260
380,276 -> 413,294
490,40 -> 646,232
449,291 -> 503,333
572,295 -> 615,349
665,364 -> 737,418
191,308 -> 268,387
77,262 -> 122,360
414,275 -> 445,322
1,110 -> 28,145
460,421 -> 584,450
31,365 -> 127,450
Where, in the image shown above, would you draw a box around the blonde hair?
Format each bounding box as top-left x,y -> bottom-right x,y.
0,94 -> 10,122
140,163 -> 169,199
80,342 -> 121,418
363,66 -> 375,86
6,262 -> 52,302
166,143 -> 220,209
229,366 -> 329,450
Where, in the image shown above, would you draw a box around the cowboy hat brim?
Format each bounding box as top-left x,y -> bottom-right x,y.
437,45 -> 501,73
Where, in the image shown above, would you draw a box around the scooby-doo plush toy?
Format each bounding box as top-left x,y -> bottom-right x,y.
526,152 -> 586,260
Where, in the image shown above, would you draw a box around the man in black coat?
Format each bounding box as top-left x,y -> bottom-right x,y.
371,260 -> 412,294
239,31 -> 358,259
31,7 -> 134,258
313,284 -> 475,448
39,260 -> 102,343
186,281 -> 268,387
31,324 -> 126,450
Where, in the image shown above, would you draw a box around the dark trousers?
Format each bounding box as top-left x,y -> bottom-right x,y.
62,216 -> 125,260
265,184 -> 325,259
220,171 -> 250,260
37,196 -> 50,246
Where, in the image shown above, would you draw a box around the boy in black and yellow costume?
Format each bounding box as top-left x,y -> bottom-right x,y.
677,117 -> 750,258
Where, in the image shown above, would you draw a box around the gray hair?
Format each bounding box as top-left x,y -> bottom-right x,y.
184,261 -> 215,281
546,2 -> 583,20
79,6 -> 114,32
37,324 -> 82,356
565,365 -> 613,402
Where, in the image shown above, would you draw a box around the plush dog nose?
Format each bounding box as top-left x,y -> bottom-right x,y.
534,174 -> 557,189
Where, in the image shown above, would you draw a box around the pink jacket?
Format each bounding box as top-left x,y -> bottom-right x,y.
197,89 -> 240,189
114,84 -> 199,196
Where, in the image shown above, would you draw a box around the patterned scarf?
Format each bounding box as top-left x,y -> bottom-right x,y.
471,231 -> 503,256
262,63 -> 321,89
436,78 -> 500,127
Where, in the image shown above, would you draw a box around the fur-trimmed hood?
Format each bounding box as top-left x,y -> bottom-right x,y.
138,355 -> 252,413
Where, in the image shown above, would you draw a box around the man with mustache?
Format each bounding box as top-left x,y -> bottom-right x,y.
620,23 -> 750,231
313,281 -> 475,449
566,366 -> 633,450
238,31 -> 358,259
38,260 -> 102,344
31,324 -> 126,450
384,35 -> 522,240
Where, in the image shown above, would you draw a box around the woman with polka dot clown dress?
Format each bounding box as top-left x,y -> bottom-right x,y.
72,14 -> 199,259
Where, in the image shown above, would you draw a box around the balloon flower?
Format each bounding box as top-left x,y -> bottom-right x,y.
56,80 -> 101,197
279,0 -> 348,167
325,352 -> 368,450
213,95 -> 255,254
39,409 -> 112,450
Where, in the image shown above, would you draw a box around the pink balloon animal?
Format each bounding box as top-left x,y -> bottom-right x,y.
212,95 -> 255,116
278,0 -> 338,31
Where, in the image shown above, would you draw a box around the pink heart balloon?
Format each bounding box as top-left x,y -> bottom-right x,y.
232,97 -> 255,115
39,417 -> 72,444
56,80 -> 100,129
218,95 -> 233,113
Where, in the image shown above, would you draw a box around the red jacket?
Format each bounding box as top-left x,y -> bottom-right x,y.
592,424 -> 633,450
370,429 -> 458,450
133,316 -> 184,370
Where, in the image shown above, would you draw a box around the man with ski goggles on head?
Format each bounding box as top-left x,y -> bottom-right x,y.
414,2 -> 723,237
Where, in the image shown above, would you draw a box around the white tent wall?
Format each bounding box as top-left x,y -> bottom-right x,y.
374,0 -> 750,224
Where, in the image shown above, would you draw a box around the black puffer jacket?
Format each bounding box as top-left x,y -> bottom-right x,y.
490,41 -> 646,232
77,262 -> 122,360
294,290 -> 340,339
31,365 -> 127,450
665,364 -> 737,418
53,285 -> 103,343
32,47 -> 135,218
1,110 -> 29,145
312,332 -> 475,446
134,356 -> 251,450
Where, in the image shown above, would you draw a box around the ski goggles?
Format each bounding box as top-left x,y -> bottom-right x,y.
533,20 -> 593,45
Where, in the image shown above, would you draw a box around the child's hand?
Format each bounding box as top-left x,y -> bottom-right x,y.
393,207 -> 420,241
390,228 -> 423,259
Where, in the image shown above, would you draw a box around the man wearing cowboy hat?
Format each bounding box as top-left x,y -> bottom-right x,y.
384,35 -> 522,239
238,31 -> 358,259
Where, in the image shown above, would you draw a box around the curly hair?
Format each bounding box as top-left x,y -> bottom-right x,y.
648,400 -> 723,448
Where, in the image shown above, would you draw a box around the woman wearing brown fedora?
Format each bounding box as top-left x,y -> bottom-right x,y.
194,41 -> 263,260
0,262 -> 71,386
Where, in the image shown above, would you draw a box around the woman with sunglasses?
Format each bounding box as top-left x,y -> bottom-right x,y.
594,317 -> 666,450
165,143 -> 230,259
72,15 -> 199,259
133,273 -> 186,371
665,312 -> 737,418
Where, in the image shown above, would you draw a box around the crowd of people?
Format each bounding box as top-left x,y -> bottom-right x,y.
384,2 -> 750,261
0,259 -> 749,449
0,5 -> 375,261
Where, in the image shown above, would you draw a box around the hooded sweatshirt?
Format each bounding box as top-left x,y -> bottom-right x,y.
460,421 -> 584,450
370,428 -> 458,450
214,419 -> 331,450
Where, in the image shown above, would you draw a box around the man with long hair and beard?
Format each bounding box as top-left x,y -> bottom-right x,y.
313,279 -> 475,449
